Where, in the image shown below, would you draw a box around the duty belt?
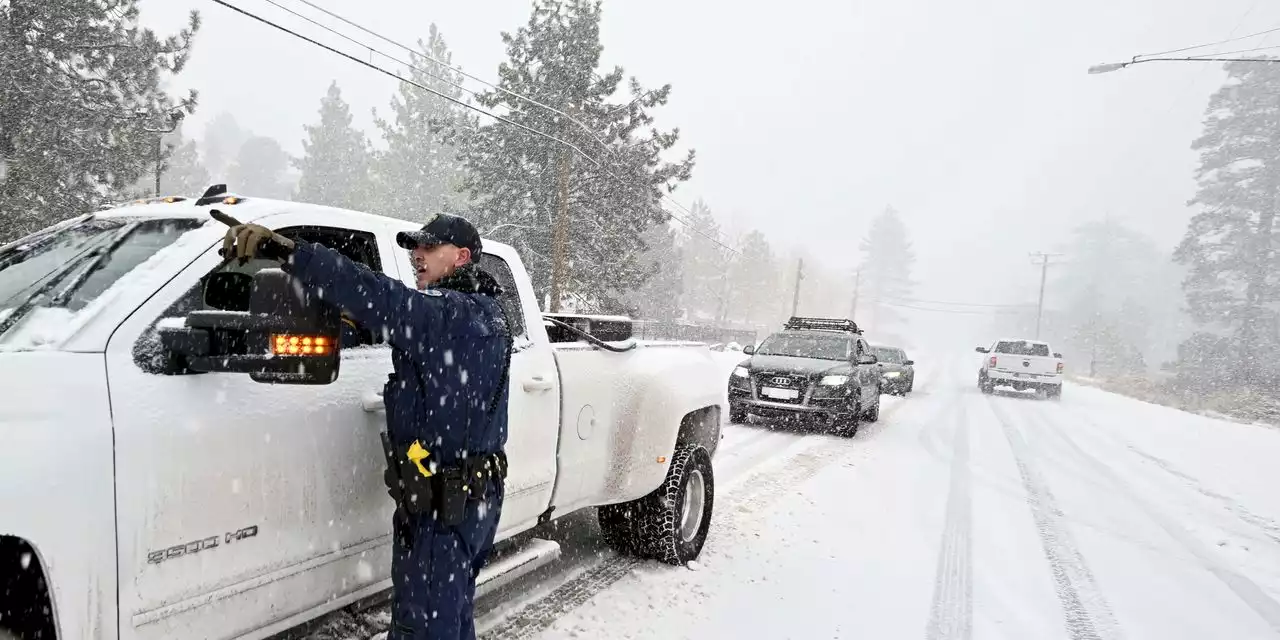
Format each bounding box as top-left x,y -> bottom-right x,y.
380,434 -> 507,526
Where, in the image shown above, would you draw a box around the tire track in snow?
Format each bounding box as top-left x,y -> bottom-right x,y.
987,398 -> 1118,640
481,401 -> 916,640
1060,404 -> 1280,547
1027,404 -> 1280,635
925,401 -> 972,640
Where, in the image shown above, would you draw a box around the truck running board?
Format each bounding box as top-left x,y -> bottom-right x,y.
476,538 -> 561,599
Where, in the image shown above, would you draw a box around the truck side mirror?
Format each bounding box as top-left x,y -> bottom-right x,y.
975,347 -> 989,353
159,268 -> 341,384
743,345 -> 755,355
1053,352 -> 1063,359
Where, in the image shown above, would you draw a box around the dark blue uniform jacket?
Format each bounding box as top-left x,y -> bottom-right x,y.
284,242 -> 510,467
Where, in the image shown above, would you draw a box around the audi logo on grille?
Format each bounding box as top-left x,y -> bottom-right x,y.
771,376 -> 793,386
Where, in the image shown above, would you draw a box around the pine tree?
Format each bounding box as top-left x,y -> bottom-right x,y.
228,137 -> 292,200
372,25 -> 471,222
624,223 -> 684,321
725,230 -> 777,327
1055,219 -> 1181,376
462,0 -> 695,312
161,137 -> 211,197
203,112 -> 250,179
858,207 -> 915,332
0,0 -> 200,239
1175,60 -> 1280,387
295,82 -> 372,210
124,126 -> 209,198
680,200 -> 731,322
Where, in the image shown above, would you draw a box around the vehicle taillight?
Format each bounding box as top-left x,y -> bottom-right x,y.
989,356 -> 997,368
271,334 -> 332,356
1056,362 -> 1064,374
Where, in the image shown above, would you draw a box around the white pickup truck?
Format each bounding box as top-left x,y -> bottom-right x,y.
0,193 -> 726,640
976,338 -> 1064,398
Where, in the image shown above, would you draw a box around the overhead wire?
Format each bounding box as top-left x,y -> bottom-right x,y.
1135,22 -> 1280,60
210,0 -> 740,255
273,0 -> 726,252
1185,44 -> 1280,59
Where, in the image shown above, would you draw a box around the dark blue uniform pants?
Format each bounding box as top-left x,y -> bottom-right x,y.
388,481 -> 504,640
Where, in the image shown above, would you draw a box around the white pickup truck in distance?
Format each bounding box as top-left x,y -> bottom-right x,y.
0,192 -> 726,640
976,338 -> 1064,399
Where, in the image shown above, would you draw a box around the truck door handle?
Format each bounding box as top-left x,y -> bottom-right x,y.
361,391 -> 385,413
523,376 -> 554,392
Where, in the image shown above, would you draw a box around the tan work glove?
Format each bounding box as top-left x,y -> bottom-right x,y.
212,210 -> 296,264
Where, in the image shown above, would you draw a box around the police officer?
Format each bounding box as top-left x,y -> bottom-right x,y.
218,213 -> 510,640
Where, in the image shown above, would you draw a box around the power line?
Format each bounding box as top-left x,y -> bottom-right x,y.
1135,22 -> 1280,60
1186,44 -> 1280,59
209,0 -> 594,165
272,0 -> 730,253
873,296 -> 1033,309
873,300 -> 1024,316
210,0 -> 740,255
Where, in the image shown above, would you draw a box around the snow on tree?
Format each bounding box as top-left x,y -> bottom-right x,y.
623,223 -> 684,322
228,136 -> 292,200
372,25 -> 471,222
0,0 -> 200,240
462,0 -> 695,313
858,206 -> 915,332
724,230 -> 778,328
160,136 -> 211,197
295,82 -> 372,210
1176,60 -> 1280,389
1053,219 -> 1183,377
680,200 -> 732,322
203,112 -> 250,180
123,125 -> 210,199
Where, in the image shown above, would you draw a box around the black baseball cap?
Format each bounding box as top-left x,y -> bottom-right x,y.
396,213 -> 483,256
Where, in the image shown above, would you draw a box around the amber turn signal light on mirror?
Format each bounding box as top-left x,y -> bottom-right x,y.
270,334 -> 331,356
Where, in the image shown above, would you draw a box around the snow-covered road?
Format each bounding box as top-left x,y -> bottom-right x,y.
475,354 -> 1280,640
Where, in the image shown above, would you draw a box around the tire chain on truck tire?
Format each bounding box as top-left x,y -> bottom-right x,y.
598,443 -> 714,565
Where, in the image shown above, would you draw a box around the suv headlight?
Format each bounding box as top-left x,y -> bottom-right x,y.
733,366 -> 749,378
884,371 -> 901,378
820,375 -> 849,386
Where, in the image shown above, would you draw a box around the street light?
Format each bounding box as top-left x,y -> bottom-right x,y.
1088,56 -> 1280,75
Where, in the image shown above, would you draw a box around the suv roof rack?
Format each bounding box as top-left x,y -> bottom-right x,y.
784,316 -> 862,334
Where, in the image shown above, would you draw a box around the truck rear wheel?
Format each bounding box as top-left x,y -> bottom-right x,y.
596,444 -> 715,565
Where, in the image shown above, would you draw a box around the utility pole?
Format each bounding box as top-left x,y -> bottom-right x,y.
850,269 -> 861,319
142,109 -> 184,198
549,149 -> 571,313
790,258 -> 804,317
1030,252 -> 1063,339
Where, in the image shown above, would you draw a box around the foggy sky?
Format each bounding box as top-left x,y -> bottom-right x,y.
141,0 -> 1276,345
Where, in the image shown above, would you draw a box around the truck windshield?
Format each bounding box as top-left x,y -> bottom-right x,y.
995,341 -> 1050,356
757,333 -> 853,360
0,216 -> 202,338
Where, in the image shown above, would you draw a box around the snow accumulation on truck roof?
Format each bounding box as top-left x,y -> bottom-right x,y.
94,196 -> 517,254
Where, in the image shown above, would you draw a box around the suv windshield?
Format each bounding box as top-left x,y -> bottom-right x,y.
871,347 -> 904,364
756,333 -> 853,360
0,216 -> 202,338
995,341 -> 1050,357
